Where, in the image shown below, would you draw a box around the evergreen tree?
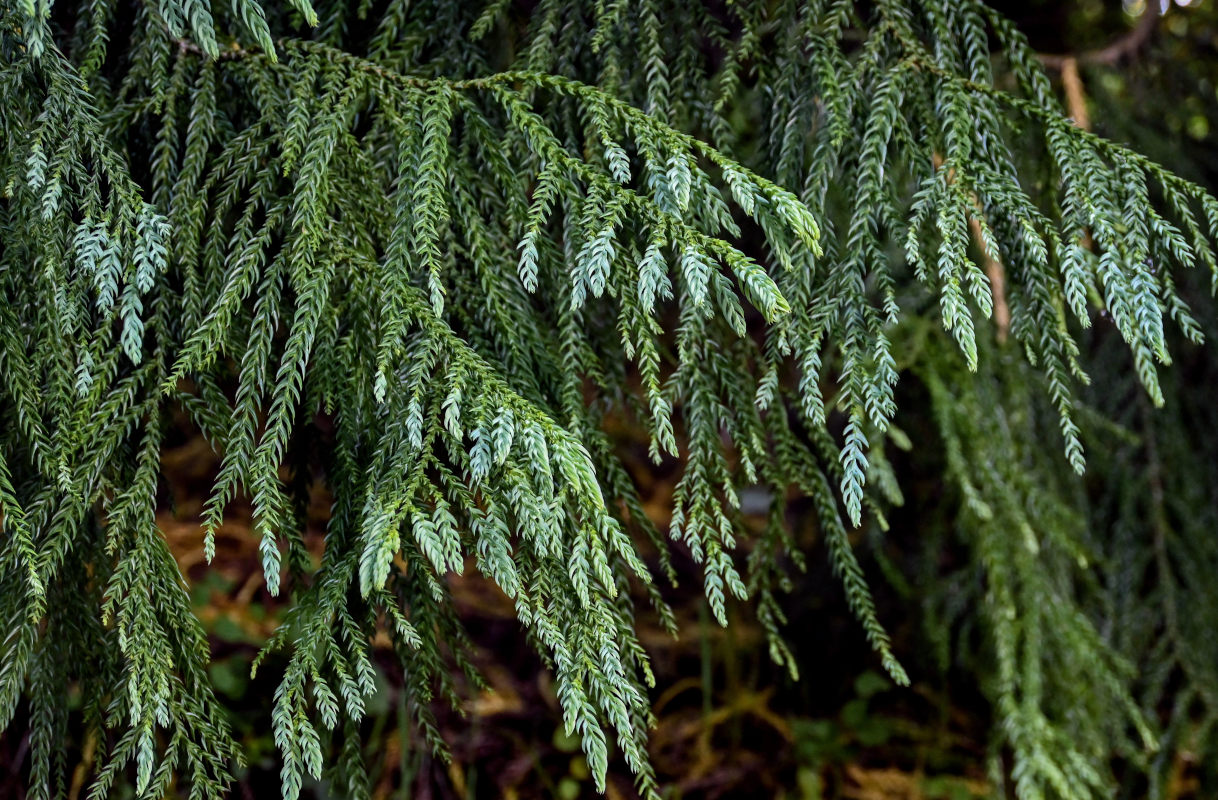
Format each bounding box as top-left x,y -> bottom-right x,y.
0,0 -> 1215,797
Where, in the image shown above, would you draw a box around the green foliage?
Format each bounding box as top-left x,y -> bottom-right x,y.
1,1 -> 1216,798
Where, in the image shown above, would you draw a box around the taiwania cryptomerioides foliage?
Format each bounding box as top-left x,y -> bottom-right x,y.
1,0 -> 1217,797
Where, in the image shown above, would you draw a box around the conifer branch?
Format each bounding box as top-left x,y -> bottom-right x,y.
3,1 -> 1218,798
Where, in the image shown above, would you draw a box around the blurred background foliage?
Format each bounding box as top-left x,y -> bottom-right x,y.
4,1 -> 1216,798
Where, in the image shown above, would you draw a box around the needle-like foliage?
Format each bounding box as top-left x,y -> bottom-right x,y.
1,1 -> 1216,798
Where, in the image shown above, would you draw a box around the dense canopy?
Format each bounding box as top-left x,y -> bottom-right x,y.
1,0 -> 1217,798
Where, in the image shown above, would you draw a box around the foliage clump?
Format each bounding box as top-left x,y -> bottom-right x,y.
1,0 -> 1217,798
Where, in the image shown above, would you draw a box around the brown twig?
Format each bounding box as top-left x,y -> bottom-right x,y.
1059,57 -> 1091,131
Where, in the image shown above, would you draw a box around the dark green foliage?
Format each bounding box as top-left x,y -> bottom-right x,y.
1,0 -> 1216,798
